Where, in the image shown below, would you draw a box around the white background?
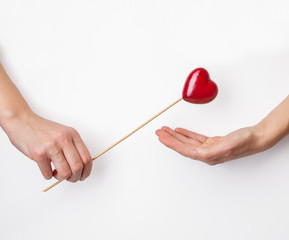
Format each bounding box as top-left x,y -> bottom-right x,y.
0,0 -> 289,239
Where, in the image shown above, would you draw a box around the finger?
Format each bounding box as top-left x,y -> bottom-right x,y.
72,132 -> 92,181
157,130 -> 194,158
156,129 -> 180,142
37,159 -> 53,180
62,140 -> 83,183
51,151 -> 72,180
156,128 -> 171,137
157,127 -> 202,147
156,128 -> 164,137
160,126 -> 195,145
175,128 -> 208,143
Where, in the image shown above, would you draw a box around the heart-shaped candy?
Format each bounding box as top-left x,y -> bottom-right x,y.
182,68 -> 218,104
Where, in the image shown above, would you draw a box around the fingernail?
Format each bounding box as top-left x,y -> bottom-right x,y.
189,150 -> 199,160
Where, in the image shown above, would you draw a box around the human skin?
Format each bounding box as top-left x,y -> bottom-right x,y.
156,95 -> 289,165
0,62 -> 92,182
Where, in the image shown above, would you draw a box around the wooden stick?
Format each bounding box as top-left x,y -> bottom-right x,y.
43,97 -> 183,192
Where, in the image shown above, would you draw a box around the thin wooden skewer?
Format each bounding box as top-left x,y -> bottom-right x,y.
43,97 -> 183,192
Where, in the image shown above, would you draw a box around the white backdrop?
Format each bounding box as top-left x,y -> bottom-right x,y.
1,1 -> 289,239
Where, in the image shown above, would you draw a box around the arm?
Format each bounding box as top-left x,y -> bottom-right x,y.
256,96 -> 289,150
156,95 -> 289,165
0,62 -> 92,181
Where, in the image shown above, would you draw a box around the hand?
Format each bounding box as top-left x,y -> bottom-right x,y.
156,126 -> 263,165
5,111 -> 92,182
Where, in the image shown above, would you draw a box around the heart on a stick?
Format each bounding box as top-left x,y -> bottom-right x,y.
43,67 -> 218,192
182,68 -> 218,104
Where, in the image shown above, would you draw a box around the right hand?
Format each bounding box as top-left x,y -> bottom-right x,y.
5,111 -> 92,182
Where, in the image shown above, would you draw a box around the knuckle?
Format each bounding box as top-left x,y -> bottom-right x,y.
68,127 -> 78,137
31,149 -> 46,161
43,172 -> 52,179
55,130 -> 69,144
60,170 -> 72,179
83,156 -> 92,165
72,162 -> 83,173
45,141 -> 58,154
67,178 -> 78,183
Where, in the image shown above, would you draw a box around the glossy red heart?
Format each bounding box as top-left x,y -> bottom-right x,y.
182,68 -> 218,104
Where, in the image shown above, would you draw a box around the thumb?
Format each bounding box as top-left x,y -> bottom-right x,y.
189,144 -> 227,163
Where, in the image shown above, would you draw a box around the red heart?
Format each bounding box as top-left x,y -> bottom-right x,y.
182,68 -> 218,104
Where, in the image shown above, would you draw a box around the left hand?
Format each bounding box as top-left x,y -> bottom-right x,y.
155,126 -> 262,165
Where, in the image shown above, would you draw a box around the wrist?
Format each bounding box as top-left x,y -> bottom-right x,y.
0,107 -> 35,136
253,120 -> 277,152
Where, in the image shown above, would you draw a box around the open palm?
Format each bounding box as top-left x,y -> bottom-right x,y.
156,126 -> 261,165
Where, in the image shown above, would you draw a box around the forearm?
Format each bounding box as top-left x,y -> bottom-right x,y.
0,62 -> 92,181
0,62 -> 33,133
256,95 -> 289,151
